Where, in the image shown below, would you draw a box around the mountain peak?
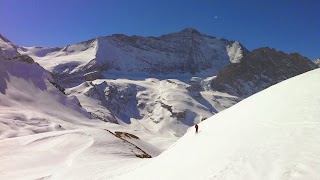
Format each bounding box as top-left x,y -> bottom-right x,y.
0,34 -> 20,60
179,28 -> 201,35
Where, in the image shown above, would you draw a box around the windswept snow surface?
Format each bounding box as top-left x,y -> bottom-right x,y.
115,69 -> 320,180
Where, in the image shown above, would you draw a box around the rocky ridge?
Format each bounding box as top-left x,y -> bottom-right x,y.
212,47 -> 318,97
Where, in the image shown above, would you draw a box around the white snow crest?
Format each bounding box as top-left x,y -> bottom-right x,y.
227,41 -> 244,63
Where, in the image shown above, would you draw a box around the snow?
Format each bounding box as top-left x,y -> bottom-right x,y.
0,45 -> 177,179
0,37 -> 174,179
227,41 -> 245,63
18,39 -> 98,74
0,128 -> 153,180
66,77 -> 239,137
0,59 -> 94,139
114,69 -> 320,180
0,61 -> 176,179
2,32 -> 319,179
1,65 -> 320,179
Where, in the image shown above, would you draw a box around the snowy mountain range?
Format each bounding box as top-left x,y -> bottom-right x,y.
16,28 -> 250,135
13,29 -> 318,135
1,28 -> 320,179
18,28 -> 248,87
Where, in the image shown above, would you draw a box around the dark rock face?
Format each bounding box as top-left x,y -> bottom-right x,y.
212,48 -> 318,97
15,54 -> 35,64
49,81 -> 66,94
84,82 -> 141,124
83,71 -> 102,81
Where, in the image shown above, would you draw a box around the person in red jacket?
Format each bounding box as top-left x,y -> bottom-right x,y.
195,123 -> 199,133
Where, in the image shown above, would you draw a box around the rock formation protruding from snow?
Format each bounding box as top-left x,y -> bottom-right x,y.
212,47 -> 318,97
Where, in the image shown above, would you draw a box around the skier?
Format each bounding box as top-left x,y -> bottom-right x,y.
195,123 -> 199,133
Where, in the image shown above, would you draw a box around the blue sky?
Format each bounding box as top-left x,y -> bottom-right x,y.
1,0 -> 319,59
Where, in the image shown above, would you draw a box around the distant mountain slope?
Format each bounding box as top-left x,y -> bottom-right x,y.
212,48 -> 318,97
0,35 -> 93,139
117,68 -> 320,180
19,28 -> 248,87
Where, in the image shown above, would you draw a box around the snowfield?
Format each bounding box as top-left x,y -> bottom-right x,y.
1,65 -> 320,179
18,39 -> 98,75
115,68 -> 320,180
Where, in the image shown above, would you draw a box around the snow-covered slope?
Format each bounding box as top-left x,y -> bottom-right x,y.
18,39 -> 98,78
0,35 -> 176,179
117,68 -> 320,180
1,61 -> 319,179
0,35 -> 94,139
0,127 -> 166,180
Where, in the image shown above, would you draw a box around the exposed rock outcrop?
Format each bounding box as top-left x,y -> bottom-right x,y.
212,48 -> 318,97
